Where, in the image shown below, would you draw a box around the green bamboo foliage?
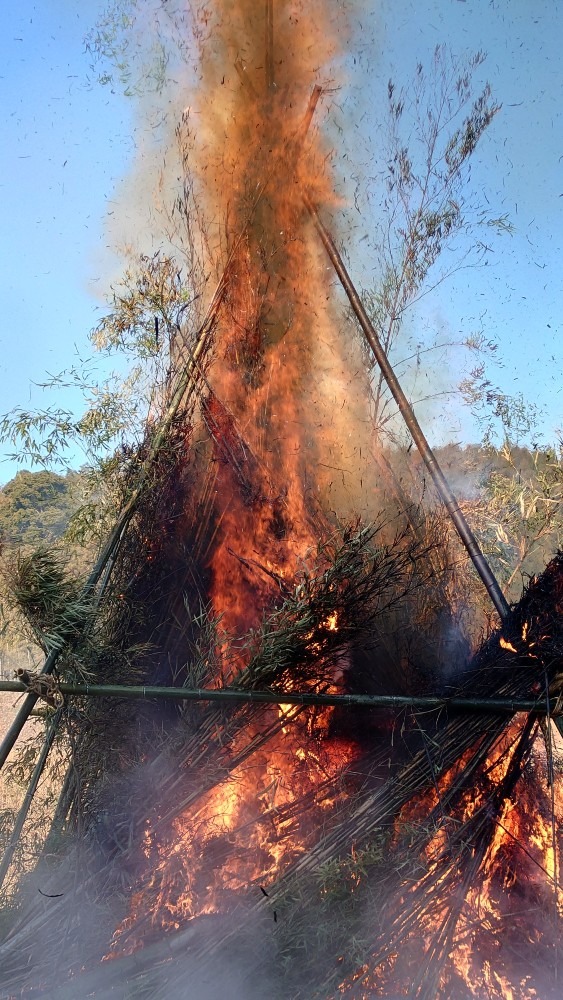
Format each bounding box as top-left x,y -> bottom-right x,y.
6,548 -> 95,656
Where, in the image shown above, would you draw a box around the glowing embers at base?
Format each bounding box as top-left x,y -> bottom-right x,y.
108,705 -> 358,957
335,722 -> 562,999
435,728 -> 560,998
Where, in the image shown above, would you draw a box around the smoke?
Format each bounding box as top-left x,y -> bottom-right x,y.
0,780 -> 281,1000
95,3 -> 198,277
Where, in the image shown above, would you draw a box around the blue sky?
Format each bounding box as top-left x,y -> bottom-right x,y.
343,0 -> 563,446
1,0 -> 562,484
0,1 -> 133,482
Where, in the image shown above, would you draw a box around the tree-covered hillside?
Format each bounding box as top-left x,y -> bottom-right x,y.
0,471 -> 81,550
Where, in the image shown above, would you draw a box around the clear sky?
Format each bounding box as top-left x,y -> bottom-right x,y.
344,0 -> 563,448
0,1 -> 133,482
1,0 -> 562,484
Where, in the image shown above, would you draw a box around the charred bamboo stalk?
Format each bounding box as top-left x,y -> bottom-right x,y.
43,765 -> 77,855
0,680 -> 558,715
303,193 -> 510,623
0,708 -> 63,892
234,56 -> 258,98
297,84 -> 323,143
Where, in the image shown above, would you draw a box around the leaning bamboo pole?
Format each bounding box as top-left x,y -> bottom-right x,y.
303,193 -> 510,623
0,680 -> 558,716
0,99 -> 330,917
0,306 -> 226,912
0,707 -> 63,892
0,92 -> 332,895
0,304 -> 216,773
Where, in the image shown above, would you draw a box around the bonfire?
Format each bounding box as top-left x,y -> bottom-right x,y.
0,3 -> 560,999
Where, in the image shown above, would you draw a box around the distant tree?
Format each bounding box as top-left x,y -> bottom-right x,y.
360,47 -> 510,445
470,444 -> 563,601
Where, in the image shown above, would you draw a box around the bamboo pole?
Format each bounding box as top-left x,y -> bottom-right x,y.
303,193 -> 510,624
0,707 -> 63,892
0,285 -> 223,774
0,680 -> 557,716
43,763 -> 76,855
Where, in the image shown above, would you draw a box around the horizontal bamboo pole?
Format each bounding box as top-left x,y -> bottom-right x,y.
0,680 -> 558,716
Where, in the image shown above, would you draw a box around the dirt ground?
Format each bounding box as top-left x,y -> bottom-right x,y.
0,691 -> 43,812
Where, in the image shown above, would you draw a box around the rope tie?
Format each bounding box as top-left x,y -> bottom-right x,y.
14,669 -> 64,709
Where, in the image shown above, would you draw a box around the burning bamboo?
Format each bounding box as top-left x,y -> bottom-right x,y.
0,296 -> 219,773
